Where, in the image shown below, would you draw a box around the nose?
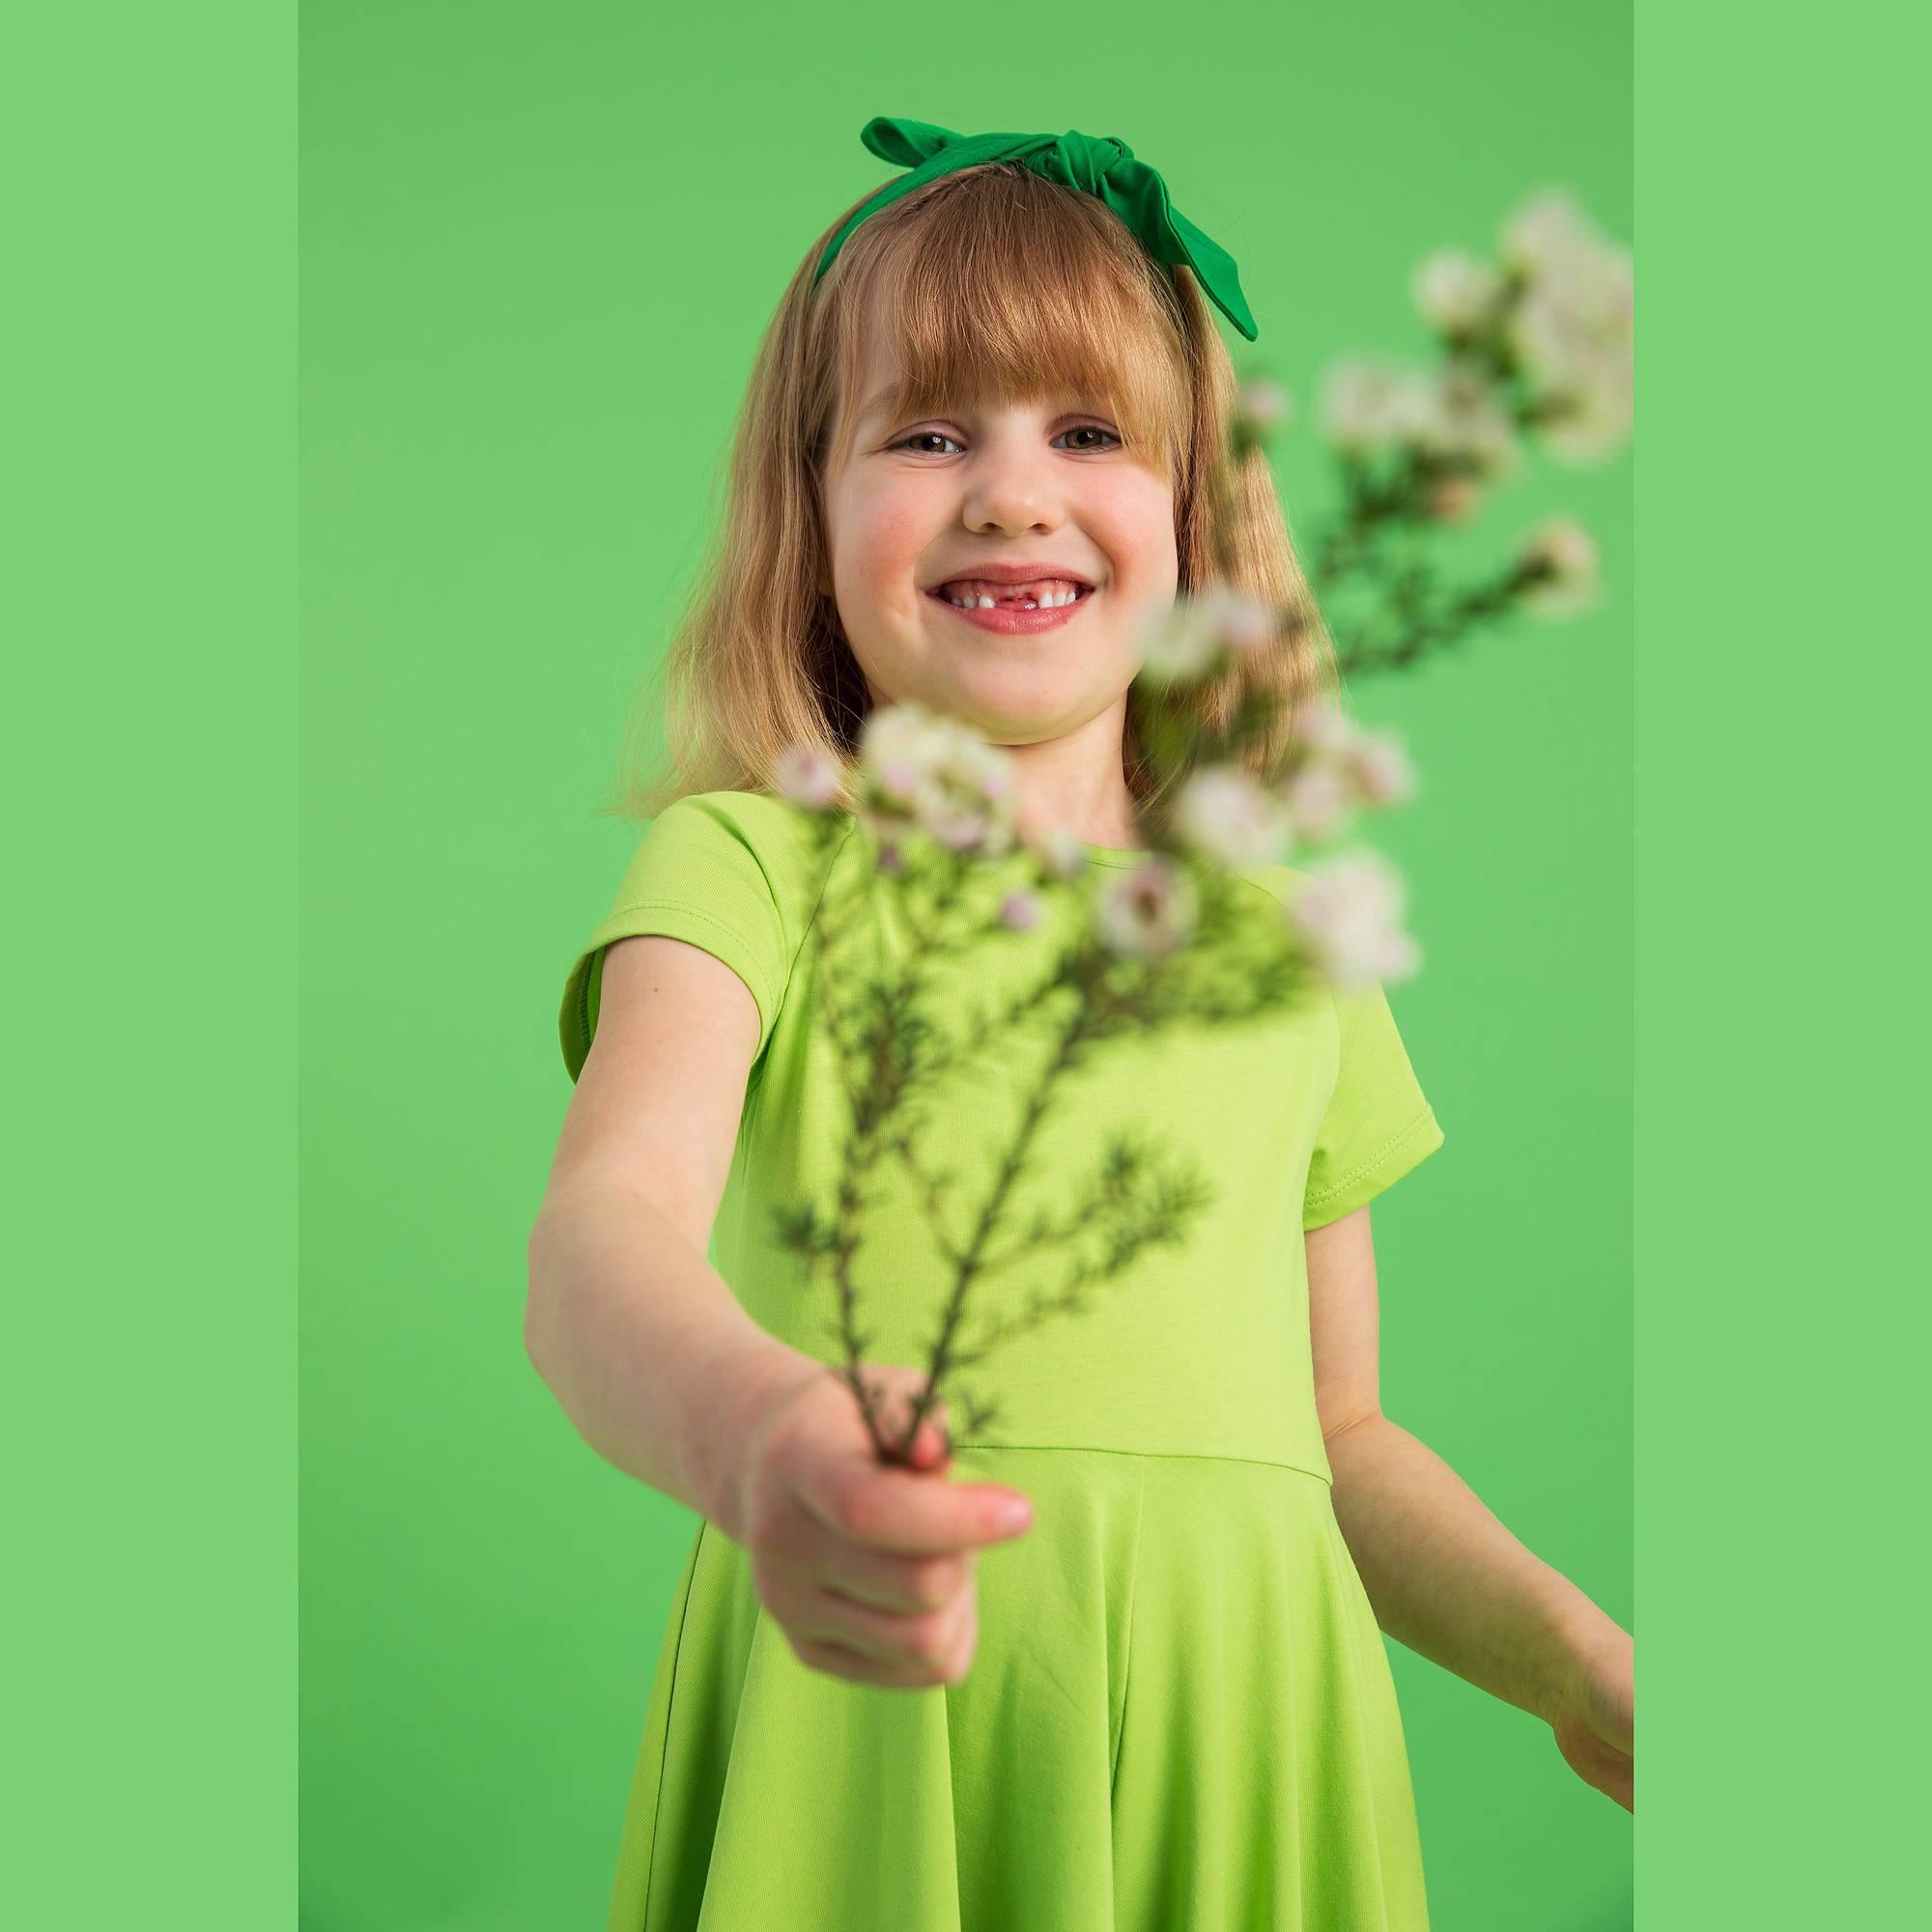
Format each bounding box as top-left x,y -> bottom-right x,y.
960,438 -> 1065,538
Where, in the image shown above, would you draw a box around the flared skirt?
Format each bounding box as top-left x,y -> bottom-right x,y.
606,1446 -> 1429,1931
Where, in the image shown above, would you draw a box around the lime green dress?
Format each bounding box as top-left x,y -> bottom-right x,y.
558,788 -> 1447,1931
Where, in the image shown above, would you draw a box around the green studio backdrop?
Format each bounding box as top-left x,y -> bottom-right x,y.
301,2 -> 1631,1926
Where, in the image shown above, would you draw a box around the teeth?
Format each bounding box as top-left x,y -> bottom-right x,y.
938,579 -> 1088,610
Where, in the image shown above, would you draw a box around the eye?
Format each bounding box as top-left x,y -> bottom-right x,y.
892,430 -> 966,456
1056,424 -> 1123,452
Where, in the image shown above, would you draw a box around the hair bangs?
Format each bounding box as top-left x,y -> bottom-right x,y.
820,164 -> 1192,486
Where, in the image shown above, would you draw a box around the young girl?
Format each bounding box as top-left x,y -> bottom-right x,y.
531,118 -> 1634,1932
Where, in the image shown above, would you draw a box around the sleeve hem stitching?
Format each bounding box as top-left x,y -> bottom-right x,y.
1304,1103 -> 1440,1208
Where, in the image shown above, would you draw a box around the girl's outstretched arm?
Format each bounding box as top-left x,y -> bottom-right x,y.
1307,1204 -> 1634,1811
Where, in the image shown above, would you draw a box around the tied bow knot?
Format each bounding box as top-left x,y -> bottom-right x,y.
812,116 -> 1259,343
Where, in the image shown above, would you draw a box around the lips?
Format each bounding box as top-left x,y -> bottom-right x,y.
924,583 -> 1096,636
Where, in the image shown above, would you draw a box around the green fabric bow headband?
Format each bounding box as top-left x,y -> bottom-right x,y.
811,115 -> 1259,343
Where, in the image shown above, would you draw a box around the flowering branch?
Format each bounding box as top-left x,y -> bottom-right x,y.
1243,185 -> 1634,676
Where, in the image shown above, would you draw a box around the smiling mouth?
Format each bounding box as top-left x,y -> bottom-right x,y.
922,582 -> 1100,639
924,583 -> 1097,612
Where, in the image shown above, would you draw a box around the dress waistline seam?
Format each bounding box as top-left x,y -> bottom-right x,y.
953,1442 -> 1334,1485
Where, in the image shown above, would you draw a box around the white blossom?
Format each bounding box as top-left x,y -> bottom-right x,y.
999,889 -> 1042,932
1094,856 -> 1199,960
1288,848 -> 1420,989
1413,359 -> 1521,482
1028,827 -> 1087,880
1284,761 -> 1352,844
1498,187 -> 1601,281
1539,355 -> 1634,466
1173,765 -> 1296,867
1143,586 -> 1278,672
1507,276 -> 1633,442
1412,249 -> 1504,335
923,794 -> 1006,853
1497,197 -> 1634,469
1317,356 -> 1438,457
1236,375 -> 1293,435
1293,695 -> 1355,755
1132,597 -> 1227,687
859,703 -> 952,808
774,743 -> 842,810
1208,586 -> 1281,657
857,699 -> 1020,857
1344,728 -> 1418,809
1516,518 -> 1602,617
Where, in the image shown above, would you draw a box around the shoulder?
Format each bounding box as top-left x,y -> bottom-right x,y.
648,785 -> 808,843
668,785 -> 812,833
623,787 -> 854,946
1221,857 -> 1348,1029
1223,856 -> 1315,918
637,787 -> 843,879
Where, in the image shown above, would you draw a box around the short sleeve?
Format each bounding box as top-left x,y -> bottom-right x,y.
1301,974 -> 1446,1231
557,794 -> 794,1085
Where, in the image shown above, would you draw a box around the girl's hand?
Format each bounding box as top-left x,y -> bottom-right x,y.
1548,1628 -> 1634,1812
728,1359 -> 1036,1690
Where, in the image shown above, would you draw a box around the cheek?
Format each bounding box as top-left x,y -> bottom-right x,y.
843,495 -> 929,590
1092,474 -> 1179,586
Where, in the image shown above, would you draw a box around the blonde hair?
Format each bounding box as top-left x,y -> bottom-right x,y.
600,160 -> 1341,825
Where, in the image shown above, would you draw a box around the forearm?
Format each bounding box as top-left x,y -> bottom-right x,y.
1322,1412 -> 1626,1724
525,1185 -> 824,1539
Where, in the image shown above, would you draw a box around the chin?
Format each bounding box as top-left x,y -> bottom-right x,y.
946,667 -> 1115,735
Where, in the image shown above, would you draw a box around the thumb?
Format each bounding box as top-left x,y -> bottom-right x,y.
860,1366 -> 952,1469
906,1413 -> 952,1469
898,1391 -> 952,1470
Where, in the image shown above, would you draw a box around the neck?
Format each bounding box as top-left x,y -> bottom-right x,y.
997,696 -> 1144,850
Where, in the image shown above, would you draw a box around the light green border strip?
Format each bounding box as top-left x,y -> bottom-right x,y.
13,2 -> 1932,1926
6,6 -> 293,1929
1638,2 -> 1922,1924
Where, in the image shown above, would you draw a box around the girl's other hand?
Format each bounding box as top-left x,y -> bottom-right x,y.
727,1358 -> 1035,1690
1549,1628 -> 1634,1812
